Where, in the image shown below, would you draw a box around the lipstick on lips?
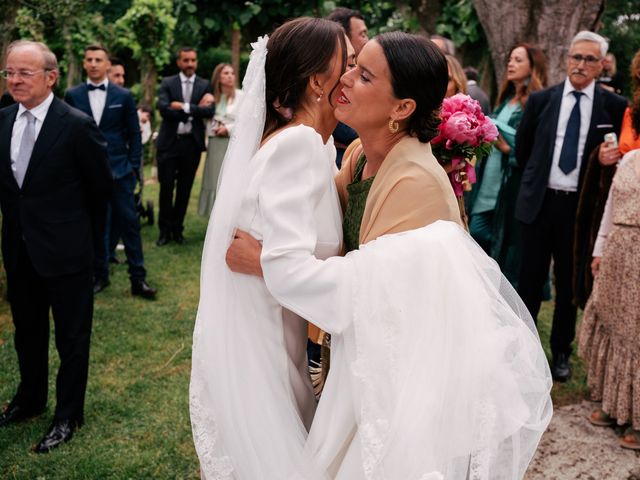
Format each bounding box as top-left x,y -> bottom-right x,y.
336,89 -> 350,105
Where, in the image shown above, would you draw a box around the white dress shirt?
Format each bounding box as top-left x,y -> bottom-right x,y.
548,79 -> 595,191
177,72 -> 194,134
10,92 -> 55,175
87,78 -> 108,125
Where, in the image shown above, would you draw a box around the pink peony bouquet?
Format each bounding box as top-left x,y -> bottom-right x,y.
431,93 -> 498,196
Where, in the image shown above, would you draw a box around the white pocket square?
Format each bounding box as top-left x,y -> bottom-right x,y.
108,104 -> 123,109
596,124 -> 613,128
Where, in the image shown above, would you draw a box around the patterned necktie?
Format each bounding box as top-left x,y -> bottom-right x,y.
14,111 -> 36,187
558,91 -> 584,174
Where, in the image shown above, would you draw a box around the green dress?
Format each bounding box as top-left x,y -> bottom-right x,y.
198,94 -> 233,217
320,152 -> 374,382
343,153 -> 375,253
468,99 -> 523,287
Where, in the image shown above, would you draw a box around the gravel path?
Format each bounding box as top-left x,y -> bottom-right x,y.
526,401 -> 640,479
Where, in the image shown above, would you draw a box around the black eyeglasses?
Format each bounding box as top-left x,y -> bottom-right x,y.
567,54 -> 601,66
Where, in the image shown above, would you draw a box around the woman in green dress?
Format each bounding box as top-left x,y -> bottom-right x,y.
198,63 -> 243,217
468,43 -> 548,286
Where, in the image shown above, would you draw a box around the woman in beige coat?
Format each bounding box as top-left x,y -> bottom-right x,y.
227,32 -> 461,348
225,33 -> 549,479
227,33 -> 460,265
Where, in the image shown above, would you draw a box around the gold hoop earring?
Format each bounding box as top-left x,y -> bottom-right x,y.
388,119 -> 399,134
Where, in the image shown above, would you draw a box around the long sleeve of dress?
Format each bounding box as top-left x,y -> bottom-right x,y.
593,183 -> 613,257
259,127 -> 352,335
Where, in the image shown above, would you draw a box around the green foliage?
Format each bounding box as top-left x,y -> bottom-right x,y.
600,0 -> 640,97
436,0 -> 484,47
198,47 -> 251,81
14,7 -> 46,41
115,0 -> 177,70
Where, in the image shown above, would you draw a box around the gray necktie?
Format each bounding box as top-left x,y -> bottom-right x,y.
179,79 -> 193,134
14,111 -> 36,187
183,79 -> 193,104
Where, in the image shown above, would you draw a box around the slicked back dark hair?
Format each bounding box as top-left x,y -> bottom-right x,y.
109,57 -> 124,67
85,44 -> 109,56
376,32 -> 448,143
263,17 -> 346,139
326,7 -> 364,36
177,46 -> 196,58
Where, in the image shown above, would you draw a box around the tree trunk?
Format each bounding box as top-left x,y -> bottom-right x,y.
141,58 -> 157,107
231,26 -> 241,87
402,0 -> 444,35
0,1 -> 19,95
472,0 -> 604,86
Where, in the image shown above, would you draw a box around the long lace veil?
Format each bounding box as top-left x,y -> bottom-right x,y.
189,36 -> 273,478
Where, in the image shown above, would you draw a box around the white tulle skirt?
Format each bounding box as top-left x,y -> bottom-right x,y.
297,221 -> 553,479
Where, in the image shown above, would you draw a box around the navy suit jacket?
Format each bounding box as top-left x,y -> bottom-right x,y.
156,74 -> 214,152
65,82 -> 142,179
515,82 -> 627,224
0,97 -> 112,277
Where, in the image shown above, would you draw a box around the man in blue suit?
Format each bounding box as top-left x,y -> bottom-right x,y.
65,45 -> 156,299
515,31 -> 626,382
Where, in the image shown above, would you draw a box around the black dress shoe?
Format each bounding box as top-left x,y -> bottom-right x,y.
551,352 -> 571,382
156,232 -> 171,246
173,232 -> 185,245
34,419 -> 79,453
0,403 -> 44,427
131,279 -> 157,300
93,277 -> 110,294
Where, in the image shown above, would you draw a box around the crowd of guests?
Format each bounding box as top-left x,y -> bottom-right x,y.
0,4 -> 637,461
460,33 -> 639,451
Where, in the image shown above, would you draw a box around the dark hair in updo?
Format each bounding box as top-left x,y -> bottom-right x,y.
376,32 -> 448,143
263,17 -> 347,139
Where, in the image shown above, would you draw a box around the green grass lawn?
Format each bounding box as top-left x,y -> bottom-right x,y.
0,167 -> 588,478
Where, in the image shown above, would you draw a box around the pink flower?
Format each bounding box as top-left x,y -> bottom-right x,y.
479,117 -> 498,142
442,111 -> 481,147
432,94 -> 496,196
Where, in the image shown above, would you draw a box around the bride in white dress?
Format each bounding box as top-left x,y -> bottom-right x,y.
226,32 -> 553,479
190,18 -> 349,479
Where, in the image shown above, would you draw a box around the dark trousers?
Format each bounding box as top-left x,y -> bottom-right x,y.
157,136 -> 201,236
100,173 -> 146,282
7,241 -> 93,421
469,210 -> 494,254
518,189 -> 578,356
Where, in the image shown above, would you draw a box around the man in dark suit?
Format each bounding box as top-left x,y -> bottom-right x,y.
515,31 -> 627,382
0,40 -> 112,451
464,66 -> 491,115
156,47 -> 214,245
65,45 -> 156,299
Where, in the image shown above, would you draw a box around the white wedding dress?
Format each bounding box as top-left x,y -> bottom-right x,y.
261,221 -> 553,480
191,36 -> 551,480
190,123 -> 342,480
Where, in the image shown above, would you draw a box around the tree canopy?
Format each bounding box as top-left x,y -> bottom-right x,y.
1,0 -> 638,103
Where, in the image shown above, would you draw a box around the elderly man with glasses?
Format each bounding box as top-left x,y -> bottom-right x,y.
0,40 -> 111,452
514,31 -> 627,382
